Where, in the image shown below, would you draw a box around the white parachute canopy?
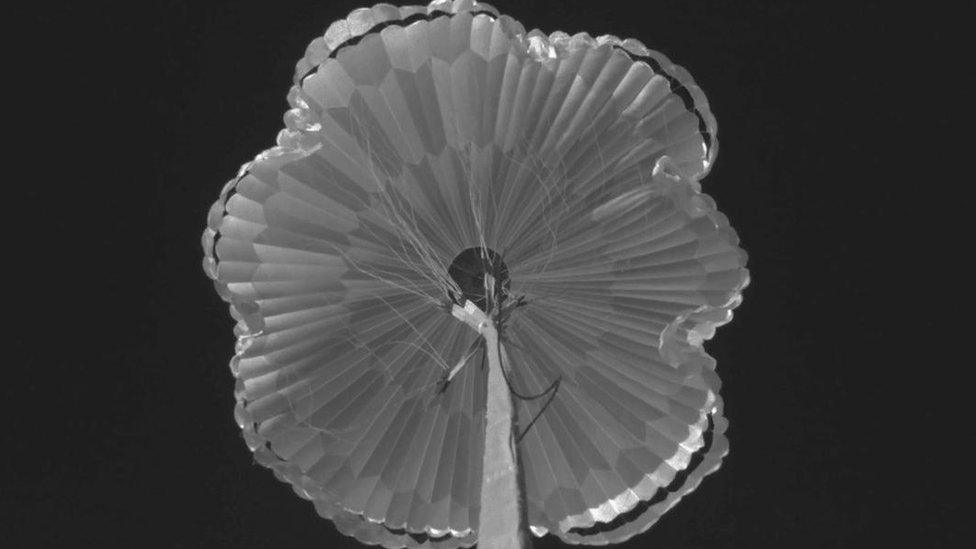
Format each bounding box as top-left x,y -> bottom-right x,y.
202,1 -> 749,546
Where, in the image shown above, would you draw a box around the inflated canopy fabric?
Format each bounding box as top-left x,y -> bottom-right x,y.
202,1 -> 749,546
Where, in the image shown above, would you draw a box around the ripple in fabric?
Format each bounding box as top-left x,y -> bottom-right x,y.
202,1 -> 749,546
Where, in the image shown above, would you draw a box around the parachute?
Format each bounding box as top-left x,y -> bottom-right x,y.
202,1 -> 749,546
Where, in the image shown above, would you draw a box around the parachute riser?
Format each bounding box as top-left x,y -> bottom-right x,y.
451,301 -> 529,549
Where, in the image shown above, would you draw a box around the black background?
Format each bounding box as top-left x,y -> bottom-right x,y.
7,0 -> 956,547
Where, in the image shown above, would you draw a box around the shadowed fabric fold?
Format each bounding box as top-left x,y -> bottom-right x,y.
203,1 -> 748,546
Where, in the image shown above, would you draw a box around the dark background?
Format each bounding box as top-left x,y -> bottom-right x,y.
7,0 -> 955,547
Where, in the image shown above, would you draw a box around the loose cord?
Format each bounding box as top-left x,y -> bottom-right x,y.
493,325 -> 561,443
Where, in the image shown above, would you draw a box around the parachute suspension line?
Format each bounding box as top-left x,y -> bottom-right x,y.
493,333 -> 559,400
487,279 -> 562,444
492,329 -> 561,443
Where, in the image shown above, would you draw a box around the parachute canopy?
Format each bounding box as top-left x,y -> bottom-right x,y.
202,1 -> 748,546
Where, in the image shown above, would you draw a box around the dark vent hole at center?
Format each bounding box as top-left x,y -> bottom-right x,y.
448,246 -> 510,313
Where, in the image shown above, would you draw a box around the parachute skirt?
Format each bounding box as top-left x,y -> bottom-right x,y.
202,1 -> 749,546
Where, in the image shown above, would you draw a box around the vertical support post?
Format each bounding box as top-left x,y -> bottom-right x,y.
452,301 -> 527,549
